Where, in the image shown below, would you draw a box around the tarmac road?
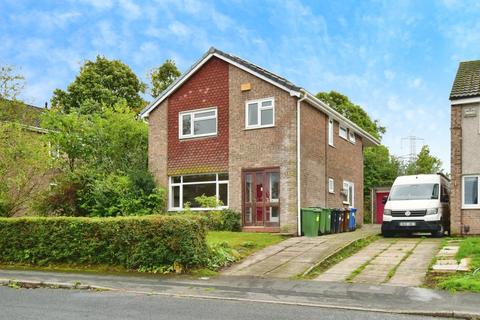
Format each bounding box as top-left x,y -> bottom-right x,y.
0,286 -> 452,320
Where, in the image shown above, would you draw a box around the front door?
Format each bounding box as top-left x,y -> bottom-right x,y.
243,168 -> 280,227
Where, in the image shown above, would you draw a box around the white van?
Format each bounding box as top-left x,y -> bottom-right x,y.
382,174 -> 450,237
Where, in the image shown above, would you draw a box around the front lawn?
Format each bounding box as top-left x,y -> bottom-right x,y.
207,231 -> 285,259
435,237 -> 480,292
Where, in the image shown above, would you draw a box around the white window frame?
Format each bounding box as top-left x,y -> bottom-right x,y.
339,125 -> 348,140
342,180 -> 354,207
169,173 -> 229,211
179,107 -> 217,139
328,118 -> 334,146
328,178 -> 335,194
245,97 -> 275,129
348,130 -> 356,144
462,175 -> 480,209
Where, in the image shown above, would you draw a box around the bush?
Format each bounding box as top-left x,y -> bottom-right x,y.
0,215 -> 208,270
180,209 -> 241,232
34,170 -> 166,217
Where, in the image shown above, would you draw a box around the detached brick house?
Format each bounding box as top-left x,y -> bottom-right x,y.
140,48 -> 379,235
450,60 -> 480,235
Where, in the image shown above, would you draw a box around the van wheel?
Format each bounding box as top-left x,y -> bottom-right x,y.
432,225 -> 444,238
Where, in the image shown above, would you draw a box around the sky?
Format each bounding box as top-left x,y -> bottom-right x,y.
1,0 -> 479,171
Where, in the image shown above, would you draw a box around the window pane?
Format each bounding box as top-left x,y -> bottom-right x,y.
183,183 -> 216,208
218,173 -> 229,181
465,177 -> 478,205
261,108 -> 273,126
194,110 -> 215,118
182,114 -> 191,135
194,118 -> 216,135
172,176 -> 181,184
248,103 -> 258,126
245,207 -> 252,224
219,183 -> 228,206
261,100 -> 272,107
183,174 -> 216,183
245,174 -> 252,203
270,207 -> 279,223
172,186 -> 180,207
269,172 -> 280,201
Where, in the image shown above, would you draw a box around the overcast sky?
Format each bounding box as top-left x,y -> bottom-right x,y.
2,0 -> 479,170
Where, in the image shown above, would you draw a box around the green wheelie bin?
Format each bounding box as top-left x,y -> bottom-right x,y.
318,208 -> 327,235
323,208 -> 332,234
301,208 -> 320,237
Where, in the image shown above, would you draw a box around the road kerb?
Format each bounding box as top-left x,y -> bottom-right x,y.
1,277 -> 479,319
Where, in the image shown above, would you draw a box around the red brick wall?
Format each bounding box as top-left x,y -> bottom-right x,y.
167,57 -> 229,175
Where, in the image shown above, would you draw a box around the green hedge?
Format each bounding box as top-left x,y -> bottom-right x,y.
0,215 -> 208,270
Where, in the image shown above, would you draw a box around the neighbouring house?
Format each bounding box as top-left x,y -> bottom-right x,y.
450,60 -> 480,235
140,47 -> 380,235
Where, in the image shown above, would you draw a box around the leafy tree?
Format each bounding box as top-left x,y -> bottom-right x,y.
364,145 -> 401,191
316,91 -> 385,140
37,103 -> 165,216
51,56 -> 147,114
0,100 -> 51,217
0,65 -> 25,99
403,145 -> 442,175
149,59 -> 181,98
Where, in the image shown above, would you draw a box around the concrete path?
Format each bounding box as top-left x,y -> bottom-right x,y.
315,238 -> 440,287
223,225 -> 380,278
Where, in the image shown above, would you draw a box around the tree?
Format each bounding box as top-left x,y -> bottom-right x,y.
51,56 -> 147,114
403,145 -> 442,175
37,103 -> 165,216
149,59 -> 181,98
0,65 -> 25,100
364,145 -> 401,192
0,100 -> 51,217
316,91 -> 385,140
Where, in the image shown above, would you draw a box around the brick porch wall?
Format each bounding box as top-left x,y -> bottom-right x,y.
228,64 -> 298,234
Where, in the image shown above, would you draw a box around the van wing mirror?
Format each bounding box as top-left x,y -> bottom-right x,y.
382,195 -> 388,205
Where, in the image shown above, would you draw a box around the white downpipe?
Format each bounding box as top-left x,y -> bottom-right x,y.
297,93 -> 307,236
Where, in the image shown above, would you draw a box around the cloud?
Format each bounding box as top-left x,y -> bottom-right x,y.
118,0 -> 141,19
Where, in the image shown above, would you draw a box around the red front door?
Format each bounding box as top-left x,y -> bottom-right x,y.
243,168 -> 280,227
376,192 -> 389,224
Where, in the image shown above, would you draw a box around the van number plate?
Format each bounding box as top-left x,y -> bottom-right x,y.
399,222 -> 416,227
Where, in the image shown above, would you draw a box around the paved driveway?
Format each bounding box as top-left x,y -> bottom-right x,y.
223,225 -> 380,278
315,238 -> 440,286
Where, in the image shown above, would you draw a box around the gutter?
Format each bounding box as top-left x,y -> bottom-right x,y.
297,93 -> 307,236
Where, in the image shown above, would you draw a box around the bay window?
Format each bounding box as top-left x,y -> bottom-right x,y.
169,173 -> 228,210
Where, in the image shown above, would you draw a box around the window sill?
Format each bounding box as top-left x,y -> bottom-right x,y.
342,201 -> 350,205
329,191 -> 335,194
179,134 -> 217,141
461,205 -> 480,210
244,125 -> 275,131
328,143 -> 335,148
168,207 -> 229,212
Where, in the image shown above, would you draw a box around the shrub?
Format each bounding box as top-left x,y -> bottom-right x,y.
0,215 -> 208,270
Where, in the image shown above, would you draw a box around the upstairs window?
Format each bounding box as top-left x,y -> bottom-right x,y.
179,108 -> 217,139
246,98 -> 275,129
339,125 -> 348,140
348,130 -> 356,143
328,119 -> 334,146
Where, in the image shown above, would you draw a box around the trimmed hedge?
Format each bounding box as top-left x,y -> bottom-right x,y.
198,209 -> 241,232
0,215 -> 208,270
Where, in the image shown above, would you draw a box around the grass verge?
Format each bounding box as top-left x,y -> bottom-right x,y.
425,237 -> 480,293
299,235 -> 380,280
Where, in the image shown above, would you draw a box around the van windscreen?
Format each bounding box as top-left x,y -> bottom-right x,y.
389,183 -> 439,201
